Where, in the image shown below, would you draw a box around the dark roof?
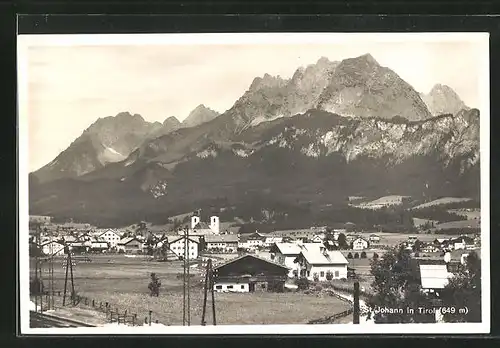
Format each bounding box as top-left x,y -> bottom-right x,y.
213,253 -> 289,271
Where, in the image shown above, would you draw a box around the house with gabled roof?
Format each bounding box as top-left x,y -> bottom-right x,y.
294,244 -> 349,281
212,254 -> 289,293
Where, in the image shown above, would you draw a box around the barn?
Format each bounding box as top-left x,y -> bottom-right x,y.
212,254 -> 289,293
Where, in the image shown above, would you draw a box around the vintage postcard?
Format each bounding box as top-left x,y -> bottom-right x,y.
17,32 -> 490,334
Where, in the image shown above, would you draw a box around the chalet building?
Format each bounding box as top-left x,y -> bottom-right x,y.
205,234 -> 239,253
166,236 -> 200,259
212,254 -> 289,293
98,229 -> 121,248
270,242 -> 318,278
352,237 -> 370,250
294,245 -> 349,281
238,232 -> 266,250
311,234 -> 324,243
117,237 -> 143,254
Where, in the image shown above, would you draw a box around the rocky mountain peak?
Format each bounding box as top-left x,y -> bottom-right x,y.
421,84 -> 469,116
182,104 -> 220,128
163,116 -> 181,127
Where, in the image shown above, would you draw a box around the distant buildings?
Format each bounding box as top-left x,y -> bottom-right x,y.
117,237 -> 143,254
167,236 -> 200,259
98,229 -> 121,249
183,215 -> 220,235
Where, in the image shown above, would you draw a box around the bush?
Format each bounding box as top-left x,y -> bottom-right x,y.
354,252 -> 360,259
148,273 -> 161,297
326,271 -> 333,281
314,284 -> 323,292
360,251 -> 367,259
372,252 -> 379,260
295,277 -> 310,291
347,252 -> 353,259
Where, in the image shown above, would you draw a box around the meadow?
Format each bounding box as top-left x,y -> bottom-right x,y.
29,254 -> 350,325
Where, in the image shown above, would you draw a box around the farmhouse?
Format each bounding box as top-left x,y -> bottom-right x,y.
205,234 -> 239,253
352,237 -> 369,250
369,234 -> 381,243
263,236 -> 283,247
212,254 -> 289,293
98,229 -> 121,248
167,236 -> 200,259
238,232 -> 266,250
117,237 -> 143,254
294,244 -> 349,281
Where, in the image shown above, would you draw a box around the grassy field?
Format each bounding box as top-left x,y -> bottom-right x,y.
412,197 -> 472,210
30,254 -> 350,325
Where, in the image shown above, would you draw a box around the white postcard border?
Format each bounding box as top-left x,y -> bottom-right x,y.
17,32 -> 491,335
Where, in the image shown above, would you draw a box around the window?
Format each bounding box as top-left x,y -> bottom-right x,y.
216,285 -> 222,289
241,285 -> 245,289
335,271 -> 339,277
227,285 -> 233,289
307,271 -> 310,277
320,271 -> 325,277
261,284 -> 266,289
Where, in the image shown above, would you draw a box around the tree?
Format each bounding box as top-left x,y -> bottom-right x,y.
148,273 -> 161,297
354,252 -> 360,259
413,239 -> 423,252
372,252 -> 379,260
368,245 -> 434,323
347,252 -> 353,259
360,251 -> 367,259
441,251 -> 481,322
313,273 -> 319,282
337,233 -> 349,249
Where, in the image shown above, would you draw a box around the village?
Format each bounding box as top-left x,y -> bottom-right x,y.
29,212 -> 480,298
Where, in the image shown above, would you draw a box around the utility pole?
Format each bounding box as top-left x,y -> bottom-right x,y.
201,259 -> 216,326
353,281 -> 360,324
182,226 -> 187,326
186,225 -> 191,326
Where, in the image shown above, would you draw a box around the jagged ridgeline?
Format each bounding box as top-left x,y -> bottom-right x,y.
29,54 -> 480,227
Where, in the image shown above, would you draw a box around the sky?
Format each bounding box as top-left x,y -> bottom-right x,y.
19,34 -> 488,172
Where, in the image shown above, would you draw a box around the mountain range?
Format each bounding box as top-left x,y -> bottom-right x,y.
29,54 -> 480,227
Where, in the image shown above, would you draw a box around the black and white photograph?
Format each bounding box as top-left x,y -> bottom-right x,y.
17,33 -> 490,334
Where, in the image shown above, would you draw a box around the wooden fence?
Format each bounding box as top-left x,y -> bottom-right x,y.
32,290 -> 162,326
306,289 -> 355,324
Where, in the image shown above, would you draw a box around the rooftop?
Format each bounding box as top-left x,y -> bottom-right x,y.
419,264 -> 453,289
205,234 -> 239,243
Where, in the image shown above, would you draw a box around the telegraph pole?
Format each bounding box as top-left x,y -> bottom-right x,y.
353,281 -> 360,324
182,226 -> 187,325
186,225 -> 191,326
201,258 -> 216,326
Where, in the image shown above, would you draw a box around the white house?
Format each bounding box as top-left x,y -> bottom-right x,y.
238,232 -> 266,250
90,239 -> 109,252
264,237 -> 283,247
295,244 -> 348,281
98,229 -> 121,248
205,234 -> 239,253
369,234 -> 381,243
311,234 -> 324,243
167,236 -> 199,259
270,242 -> 330,278
41,240 -> 65,256
352,237 -> 369,250
454,240 -> 466,250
